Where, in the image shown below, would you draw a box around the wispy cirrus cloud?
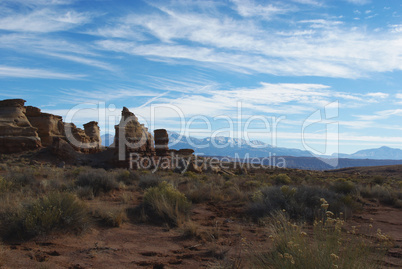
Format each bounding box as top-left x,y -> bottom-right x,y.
230,0 -> 293,19
0,65 -> 84,79
344,0 -> 371,5
0,9 -> 91,33
93,1 -> 402,79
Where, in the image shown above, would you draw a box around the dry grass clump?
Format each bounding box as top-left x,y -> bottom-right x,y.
90,205 -> 127,227
359,184 -> 401,207
5,166 -> 36,189
247,185 -> 355,222
271,173 -> 292,185
330,178 -> 357,195
136,181 -> 191,226
138,173 -> 162,189
250,207 -> 388,268
116,169 -> 139,185
75,169 -> 119,196
0,192 -> 89,240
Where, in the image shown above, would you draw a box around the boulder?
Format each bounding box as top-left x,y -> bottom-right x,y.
0,99 -> 41,153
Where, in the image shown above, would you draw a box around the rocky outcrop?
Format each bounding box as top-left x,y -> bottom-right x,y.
177,148 -> 194,156
84,121 -> 101,149
26,105 -> 101,154
154,129 -> 169,156
64,123 -> 91,153
0,99 -> 41,153
25,106 -> 64,147
114,107 -> 155,165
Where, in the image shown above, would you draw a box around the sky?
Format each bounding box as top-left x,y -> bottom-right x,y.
0,0 -> 402,155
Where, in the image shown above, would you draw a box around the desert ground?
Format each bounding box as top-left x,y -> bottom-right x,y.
0,150 -> 400,269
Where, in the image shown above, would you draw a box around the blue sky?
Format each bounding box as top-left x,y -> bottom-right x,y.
0,0 -> 402,154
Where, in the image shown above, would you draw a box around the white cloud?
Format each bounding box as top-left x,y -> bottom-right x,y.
366,92 -> 389,99
355,109 -> 402,121
45,52 -> 116,72
0,8 -> 90,32
345,0 -> 371,5
0,65 -> 84,79
230,0 -> 292,19
93,3 -> 402,79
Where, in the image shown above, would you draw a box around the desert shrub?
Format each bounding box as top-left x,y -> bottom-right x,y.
75,186 -> 95,200
371,186 -> 396,205
116,169 -> 139,185
0,192 -> 89,240
140,182 -> 191,226
0,163 -> 8,171
330,178 -> 356,195
372,176 -> 385,185
6,167 -> 36,188
359,185 -> 398,206
139,173 -> 161,189
183,180 -> 214,203
91,206 -> 127,227
272,174 -> 291,185
250,212 -> 386,269
247,185 -> 353,222
243,180 -> 262,190
0,177 -> 13,193
75,169 -> 119,196
184,171 -> 198,179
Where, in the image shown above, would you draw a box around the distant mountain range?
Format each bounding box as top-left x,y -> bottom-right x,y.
101,132 -> 402,164
336,146 -> 402,160
167,131 -> 314,158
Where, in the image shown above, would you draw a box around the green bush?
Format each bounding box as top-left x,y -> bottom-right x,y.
272,174 -> 292,185
75,169 -> 119,196
141,182 -> 191,226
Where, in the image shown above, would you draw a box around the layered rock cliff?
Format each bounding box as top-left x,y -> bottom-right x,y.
0,99 -> 41,153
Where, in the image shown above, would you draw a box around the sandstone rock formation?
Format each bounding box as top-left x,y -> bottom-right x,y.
0,99 -> 103,155
25,106 -> 64,147
84,121 -> 101,149
114,107 -> 155,165
154,129 -> 169,156
26,104 -> 101,154
0,99 -> 41,153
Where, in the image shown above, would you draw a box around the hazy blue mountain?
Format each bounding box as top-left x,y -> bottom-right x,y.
102,132 -> 402,162
336,146 -> 402,160
167,131 -> 313,158
101,134 -> 114,147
